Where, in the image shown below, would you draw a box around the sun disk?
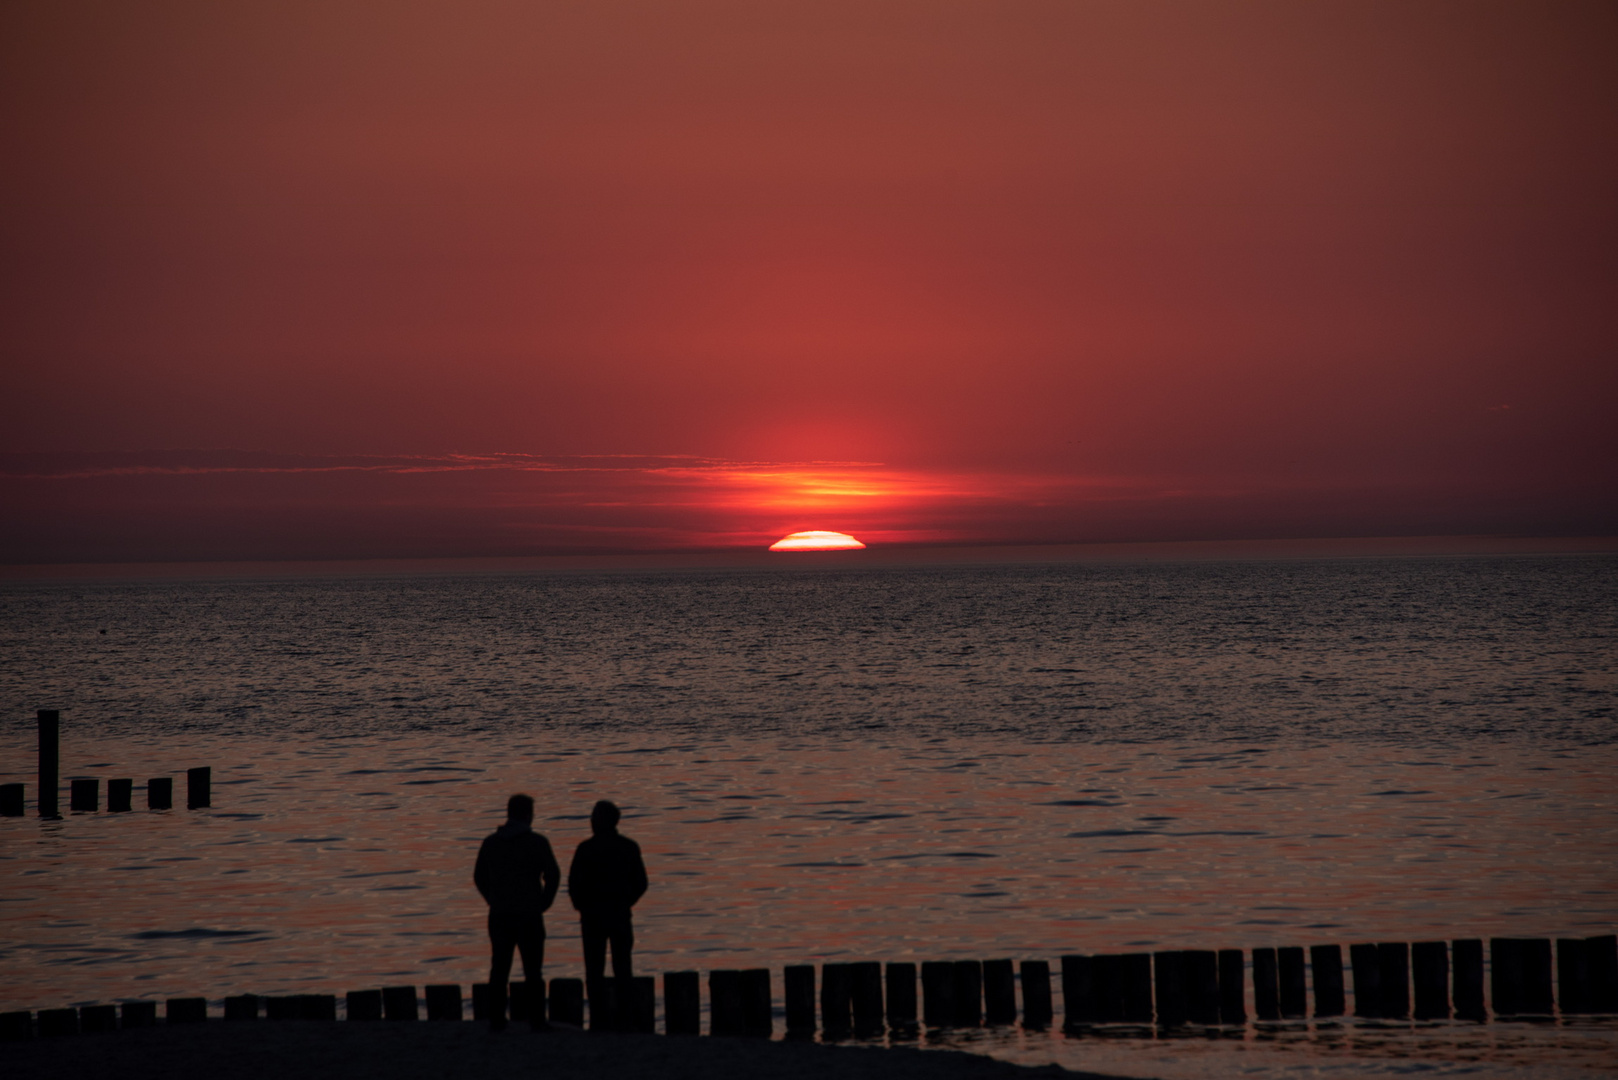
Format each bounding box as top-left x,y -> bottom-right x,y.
769,531 -> 867,552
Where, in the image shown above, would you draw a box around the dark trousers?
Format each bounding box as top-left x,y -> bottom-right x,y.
488,910 -> 545,1022
582,917 -> 634,984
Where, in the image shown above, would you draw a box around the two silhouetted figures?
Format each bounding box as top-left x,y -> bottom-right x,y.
474,795 -> 646,1031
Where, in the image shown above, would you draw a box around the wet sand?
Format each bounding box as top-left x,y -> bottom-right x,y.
0,1022 -> 1134,1080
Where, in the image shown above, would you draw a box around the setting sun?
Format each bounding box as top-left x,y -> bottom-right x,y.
768,531 -> 867,552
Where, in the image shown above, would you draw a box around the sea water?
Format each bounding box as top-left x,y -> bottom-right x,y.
2,555 -> 1615,1077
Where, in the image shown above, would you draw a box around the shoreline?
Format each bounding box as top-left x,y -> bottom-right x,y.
0,1021 -> 1131,1080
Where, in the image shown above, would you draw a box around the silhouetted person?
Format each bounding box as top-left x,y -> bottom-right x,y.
474,793 -> 560,1031
568,800 -> 648,995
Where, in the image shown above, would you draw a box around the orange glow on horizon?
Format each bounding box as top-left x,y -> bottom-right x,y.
768,530 -> 867,552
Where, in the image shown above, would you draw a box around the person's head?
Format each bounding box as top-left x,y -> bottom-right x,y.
591,799 -> 620,836
506,794 -> 534,824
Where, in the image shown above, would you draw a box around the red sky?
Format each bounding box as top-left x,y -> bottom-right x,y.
2,0 -> 1615,562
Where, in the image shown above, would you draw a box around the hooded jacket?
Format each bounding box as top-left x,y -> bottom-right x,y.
474,821 -> 561,918
567,831 -> 648,925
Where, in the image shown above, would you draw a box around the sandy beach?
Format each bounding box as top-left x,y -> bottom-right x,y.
0,1021 -> 1130,1080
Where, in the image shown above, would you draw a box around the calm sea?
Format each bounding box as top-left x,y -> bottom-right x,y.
3,555 -> 1616,1077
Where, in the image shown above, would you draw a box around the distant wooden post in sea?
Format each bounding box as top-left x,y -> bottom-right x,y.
188,766 -> 211,809
38,709 -> 59,818
70,777 -> 98,813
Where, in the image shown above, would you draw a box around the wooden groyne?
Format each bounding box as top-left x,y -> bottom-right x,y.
0,710 -> 210,818
4,935 -> 1614,1041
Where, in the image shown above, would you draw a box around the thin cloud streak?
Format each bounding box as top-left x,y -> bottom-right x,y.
0,450 -> 881,480
5,447 -> 1609,565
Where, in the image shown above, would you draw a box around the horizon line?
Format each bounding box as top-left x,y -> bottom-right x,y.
2,534 -> 1613,583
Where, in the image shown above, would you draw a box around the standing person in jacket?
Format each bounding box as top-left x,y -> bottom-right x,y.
473,793 -> 561,1031
567,800 -> 648,988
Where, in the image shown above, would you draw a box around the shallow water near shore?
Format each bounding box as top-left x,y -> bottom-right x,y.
3,555 -> 1616,1076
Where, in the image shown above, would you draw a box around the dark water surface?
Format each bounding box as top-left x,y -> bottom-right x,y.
3,555 -> 1616,1076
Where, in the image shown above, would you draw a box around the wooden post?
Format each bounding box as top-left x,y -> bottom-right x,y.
38,1008 -> 78,1037
1558,938 -> 1589,1015
1095,955 -> 1133,1023
1154,951 -> 1187,1027
1182,950 -> 1219,1025
1491,938 -> 1521,1016
300,995 -> 336,1021
70,778 -> 98,812
1253,948 -> 1280,1021
224,995 -> 260,1021
664,971 -> 700,1035
425,985 -> 461,1021
783,966 -> 814,1035
108,779 -> 132,812
1118,954 -> 1153,1023
921,961 -> 954,1028
1377,942 -> 1409,1020
187,766 -> 211,809
1061,955 -> 1096,1028
265,997 -> 300,1020
38,710 -> 59,819
1586,935 -> 1618,1013
80,1005 -> 117,1032
1278,947 -> 1306,1019
549,978 -> 584,1027
1310,945 -> 1345,1018
850,961 -> 883,1036
740,969 -> 771,1036
1412,941 -> 1449,1020
625,976 -> 656,1033
383,986 -> 417,1021
346,991 -> 381,1021
1491,938 -> 1552,1016
1523,938 -> 1554,1016
820,963 -> 852,1037
982,959 -> 1015,1026
147,778 -> 173,810
0,783 -> 23,816
1453,939 -> 1485,1021
1020,960 -> 1052,1030
1350,943 -> 1381,1018
0,1010 -> 34,1042
122,1001 -> 158,1027
952,960 -> 983,1026
1093,955 -> 1124,1022
470,984 -> 493,1022
167,998 -> 207,1023
885,962 -> 918,1033
709,970 -> 743,1036
1218,949 -> 1245,1024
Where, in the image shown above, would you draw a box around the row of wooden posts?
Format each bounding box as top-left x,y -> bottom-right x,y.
0,771 -> 211,815
5,935 -> 1615,1041
0,710 -> 211,817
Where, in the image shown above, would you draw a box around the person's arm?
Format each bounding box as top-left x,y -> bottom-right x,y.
540,838 -> 561,913
473,838 -> 492,904
626,839 -> 648,908
567,842 -> 584,912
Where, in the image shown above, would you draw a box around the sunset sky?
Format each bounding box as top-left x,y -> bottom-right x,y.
2,0 -> 1614,563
